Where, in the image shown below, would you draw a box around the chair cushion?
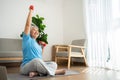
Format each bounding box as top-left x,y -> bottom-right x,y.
56,52 -> 83,57
71,52 -> 83,57
56,52 -> 68,57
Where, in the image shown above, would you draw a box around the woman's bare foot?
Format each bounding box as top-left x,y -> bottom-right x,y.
29,71 -> 38,78
55,69 -> 66,75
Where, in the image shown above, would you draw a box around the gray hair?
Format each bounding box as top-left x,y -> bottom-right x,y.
31,24 -> 38,30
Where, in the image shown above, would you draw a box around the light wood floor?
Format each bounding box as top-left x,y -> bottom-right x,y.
6,62 -> 120,80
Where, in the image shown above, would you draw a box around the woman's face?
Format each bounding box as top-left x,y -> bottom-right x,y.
30,27 -> 39,39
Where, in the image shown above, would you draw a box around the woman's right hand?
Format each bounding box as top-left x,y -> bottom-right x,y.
29,5 -> 34,10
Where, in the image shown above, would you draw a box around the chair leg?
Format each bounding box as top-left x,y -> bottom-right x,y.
68,57 -> 71,69
83,56 -> 87,66
55,57 -> 57,63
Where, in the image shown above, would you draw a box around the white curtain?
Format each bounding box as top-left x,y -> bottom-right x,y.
85,0 -> 120,70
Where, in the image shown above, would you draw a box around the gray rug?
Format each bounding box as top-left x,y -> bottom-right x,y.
7,70 -> 80,80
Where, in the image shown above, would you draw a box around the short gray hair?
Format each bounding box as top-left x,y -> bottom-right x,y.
31,24 -> 37,27
31,24 -> 38,29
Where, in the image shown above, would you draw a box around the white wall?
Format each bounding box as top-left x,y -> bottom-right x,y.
63,0 -> 86,44
0,0 -> 64,61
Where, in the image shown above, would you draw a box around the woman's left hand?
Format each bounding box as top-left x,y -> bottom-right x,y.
38,41 -> 47,47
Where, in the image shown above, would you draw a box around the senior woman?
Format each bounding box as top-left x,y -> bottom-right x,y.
20,5 -> 65,77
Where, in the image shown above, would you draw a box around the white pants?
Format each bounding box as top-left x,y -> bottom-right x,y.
20,58 -> 57,76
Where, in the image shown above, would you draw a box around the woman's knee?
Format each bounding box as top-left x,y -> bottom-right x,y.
20,58 -> 41,74
49,61 -> 57,69
52,62 -> 57,66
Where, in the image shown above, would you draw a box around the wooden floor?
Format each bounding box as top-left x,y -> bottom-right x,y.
5,62 -> 120,80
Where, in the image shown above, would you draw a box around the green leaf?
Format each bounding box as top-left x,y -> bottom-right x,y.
40,17 -> 44,20
36,14 -> 39,18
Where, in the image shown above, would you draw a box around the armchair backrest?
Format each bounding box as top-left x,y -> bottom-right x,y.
71,39 -> 86,52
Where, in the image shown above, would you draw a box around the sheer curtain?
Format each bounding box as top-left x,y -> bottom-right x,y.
84,0 -> 120,70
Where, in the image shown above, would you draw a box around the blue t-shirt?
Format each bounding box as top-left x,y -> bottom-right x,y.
21,33 -> 42,67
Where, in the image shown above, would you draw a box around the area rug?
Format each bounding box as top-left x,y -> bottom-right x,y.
7,70 -> 80,80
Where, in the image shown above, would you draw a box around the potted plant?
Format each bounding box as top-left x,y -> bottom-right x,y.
20,14 -> 48,46
32,14 -> 48,45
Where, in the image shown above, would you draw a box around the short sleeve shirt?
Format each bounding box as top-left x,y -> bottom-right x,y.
21,33 -> 42,66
